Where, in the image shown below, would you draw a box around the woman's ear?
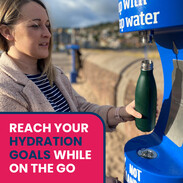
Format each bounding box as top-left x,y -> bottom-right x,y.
0,25 -> 14,41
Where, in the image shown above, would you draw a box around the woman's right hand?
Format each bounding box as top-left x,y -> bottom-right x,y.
124,100 -> 142,120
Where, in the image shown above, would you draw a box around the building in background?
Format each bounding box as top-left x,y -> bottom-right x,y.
52,21 -> 146,51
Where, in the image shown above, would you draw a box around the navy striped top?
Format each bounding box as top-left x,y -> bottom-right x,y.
26,73 -> 71,112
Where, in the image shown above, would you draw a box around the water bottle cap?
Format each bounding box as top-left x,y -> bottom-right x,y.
141,59 -> 153,71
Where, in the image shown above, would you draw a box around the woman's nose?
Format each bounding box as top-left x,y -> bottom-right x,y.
42,25 -> 51,38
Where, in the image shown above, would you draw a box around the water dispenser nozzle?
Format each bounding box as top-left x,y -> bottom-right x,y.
139,30 -> 154,44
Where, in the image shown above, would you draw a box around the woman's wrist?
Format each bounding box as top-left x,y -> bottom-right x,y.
107,107 -> 126,128
107,105 -> 136,128
114,107 -> 125,121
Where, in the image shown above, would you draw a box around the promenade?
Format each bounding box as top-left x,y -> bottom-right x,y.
51,49 -> 164,181
51,52 -> 71,74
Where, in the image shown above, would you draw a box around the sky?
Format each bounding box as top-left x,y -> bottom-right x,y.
42,0 -> 119,28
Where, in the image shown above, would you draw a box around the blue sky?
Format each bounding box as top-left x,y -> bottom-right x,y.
42,0 -> 119,28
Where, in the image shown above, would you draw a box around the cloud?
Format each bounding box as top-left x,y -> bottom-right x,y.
42,0 -> 118,28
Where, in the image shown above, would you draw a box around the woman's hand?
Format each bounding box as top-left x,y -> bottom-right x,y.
124,100 -> 159,120
125,100 -> 142,119
119,100 -> 142,122
108,100 -> 142,127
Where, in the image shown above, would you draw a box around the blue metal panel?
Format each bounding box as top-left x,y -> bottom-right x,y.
118,0 -> 183,33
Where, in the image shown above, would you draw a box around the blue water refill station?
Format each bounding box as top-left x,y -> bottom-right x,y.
118,0 -> 183,182
66,44 -> 80,83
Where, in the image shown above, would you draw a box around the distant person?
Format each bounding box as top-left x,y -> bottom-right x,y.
75,49 -> 83,74
0,0 -> 142,182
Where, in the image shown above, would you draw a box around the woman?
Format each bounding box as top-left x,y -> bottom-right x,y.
0,0 -> 142,182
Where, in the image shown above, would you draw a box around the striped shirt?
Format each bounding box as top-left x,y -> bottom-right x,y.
26,73 -> 71,112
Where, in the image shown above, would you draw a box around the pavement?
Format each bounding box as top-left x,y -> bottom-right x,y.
51,52 -> 71,74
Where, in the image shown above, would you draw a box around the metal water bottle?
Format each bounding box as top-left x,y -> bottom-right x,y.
135,60 -> 157,132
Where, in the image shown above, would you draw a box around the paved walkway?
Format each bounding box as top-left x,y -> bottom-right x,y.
52,52 -> 71,74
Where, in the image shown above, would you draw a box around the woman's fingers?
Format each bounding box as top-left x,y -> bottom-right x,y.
125,100 -> 142,119
125,100 -> 160,119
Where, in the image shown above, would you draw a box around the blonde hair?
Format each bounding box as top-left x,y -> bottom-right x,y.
0,0 -> 55,85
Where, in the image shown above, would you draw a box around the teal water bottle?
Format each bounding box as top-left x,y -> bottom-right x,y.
135,60 -> 157,132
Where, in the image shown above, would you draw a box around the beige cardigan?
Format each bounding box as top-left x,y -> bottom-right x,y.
0,52 -> 114,131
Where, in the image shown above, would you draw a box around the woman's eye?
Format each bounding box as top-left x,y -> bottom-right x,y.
31,24 -> 40,28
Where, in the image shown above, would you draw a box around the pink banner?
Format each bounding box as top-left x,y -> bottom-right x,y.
0,113 -> 104,183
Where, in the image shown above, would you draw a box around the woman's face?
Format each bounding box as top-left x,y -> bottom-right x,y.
10,1 -> 51,61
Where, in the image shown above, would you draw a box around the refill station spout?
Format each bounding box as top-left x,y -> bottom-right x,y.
118,0 -> 183,182
139,30 -> 154,44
